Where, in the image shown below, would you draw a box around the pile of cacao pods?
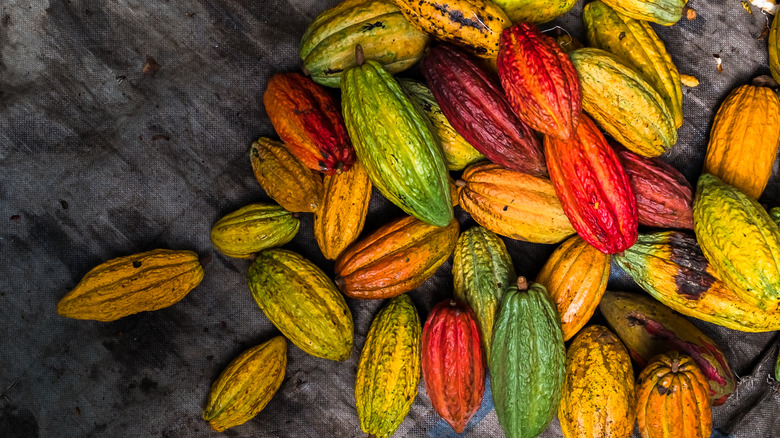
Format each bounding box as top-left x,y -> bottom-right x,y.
55,0 -> 780,436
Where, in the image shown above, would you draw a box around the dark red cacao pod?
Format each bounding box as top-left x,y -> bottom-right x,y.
263,73 -> 355,174
498,22 -> 582,141
421,44 -> 546,176
544,115 -> 638,254
421,300 -> 485,434
613,143 -> 694,229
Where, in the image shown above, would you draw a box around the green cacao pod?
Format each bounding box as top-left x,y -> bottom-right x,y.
355,294 -> 421,438
491,277 -> 566,438
247,249 -> 354,361
601,0 -> 685,25
771,206 -> 780,228
210,203 -> 299,259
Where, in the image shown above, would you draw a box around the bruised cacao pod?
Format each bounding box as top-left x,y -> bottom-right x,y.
210,203 -> 300,259
601,0 -> 685,25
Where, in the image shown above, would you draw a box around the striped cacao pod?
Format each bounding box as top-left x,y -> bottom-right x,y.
492,0 -> 578,23
601,0 -> 685,25
57,249 -> 204,322
210,203 -> 299,259
247,249 -> 353,361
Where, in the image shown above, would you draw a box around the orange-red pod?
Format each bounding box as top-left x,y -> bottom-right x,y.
544,115 -> 638,254
421,300 -> 486,434
263,73 -> 355,174
498,22 -> 582,141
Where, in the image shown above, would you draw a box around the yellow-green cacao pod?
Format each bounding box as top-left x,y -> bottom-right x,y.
601,0 -> 685,25
771,207 -> 780,228
210,203 -> 299,259
492,0 -> 578,23
771,15 -> 780,84
247,249 -> 354,360
355,294 -> 421,438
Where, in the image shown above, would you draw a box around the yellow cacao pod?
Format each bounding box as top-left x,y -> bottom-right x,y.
210,203 -> 300,259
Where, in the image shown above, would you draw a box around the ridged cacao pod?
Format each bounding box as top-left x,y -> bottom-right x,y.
584,1 -> 683,128
559,325 -> 636,438
422,44 -> 546,176
693,173 -> 780,311
342,56 -> 453,227
544,115 -> 638,254
299,0 -> 428,88
615,232 -> 780,332
335,215 -> 459,299
421,300 -> 485,433
398,79 -> 485,171
536,235 -> 610,341
202,337 -> 287,432
492,0 -> 578,23
497,22 -> 581,141
247,249 -> 353,361
57,249 -> 204,322
491,278 -> 566,438
771,15 -> 780,84
599,291 -> 736,405
703,82 -> 780,199
452,226 -> 516,364
210,203 -> 300,259
569,48 -> 677,157
263,73 -> 355,174
355,294 -> 421,438
391,0 -> 510,58
601,0 -> 685,25
636,351 -> 713,438
614,144 -> 693,229
771,206 -> 780,228
314,160 -> 372,260
457,161 -> 576,244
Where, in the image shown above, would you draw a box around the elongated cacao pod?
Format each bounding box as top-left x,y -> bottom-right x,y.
545,115 -> 638,254
247,249 -> 354,361
314,161 -> 372,260
497,22 -> 581,141
601,0 -> 684,25
422,44 -> 546,176
559,325 -> 636,438
452,226 -> 516,363
203,337 -> 287,432
342,57 -> 453,227
536,235 -> 610,341
57,249 -> 204,322
693,173 -> 780,311
599,291 -> 736,405
263,73 -> 355,174
771,15 -> 780,84
703,82 -> 780,199
210,203 -> 300,259
457,161 -> 576,244
335,215 -> 459,299
492,0 -> 578,23
422,300 -> 485,433
250,138 -> 324,213
356,295 -> 421,438
491,278 -> 566,438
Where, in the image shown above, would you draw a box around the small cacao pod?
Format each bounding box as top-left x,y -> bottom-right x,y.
771,14 -> 780,84
492,0 -> 578,23
771,206 -> 780,228
600,0 -> 685,25
210,203 -> 300,259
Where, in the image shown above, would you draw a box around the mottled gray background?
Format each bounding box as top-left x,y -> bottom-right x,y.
1,0 -> 780,437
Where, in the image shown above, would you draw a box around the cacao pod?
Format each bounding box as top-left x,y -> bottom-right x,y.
771,14 -> 780,84
559,325 -> 636,438
210,203 -> 300,259
247,249 -> 353,361
57,249 -> 204,322
584,1 -> 683,128
335,215 -> 459,299
249,137 -> 324,213
771,206 -> 780,228
491,277 -> 566,438
497,22 -> 582,141
342,55 -> 453,227
693,173 -> 780,311
300,0 -> 428,87
568,48 -> 677,157
544,115 -> 638,254
421,300 -> 485,434
452,226 -> 516,363
599,291 -> 736,405
703,82 -> 780,199
492,0 -> 578,23
203,337 -> 287,432
536,235 -> 610,341
600,0 -> 685,25
355,294 -> 421,438
636,351 -> 713,438
457,161 -> 576,244
263,73 -> 355,174
314,160 -> 372,260
421,44 -> 546,176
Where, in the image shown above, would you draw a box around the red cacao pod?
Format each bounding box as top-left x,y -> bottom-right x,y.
263,73 -> 355,174
544,115 -> 638,253
422,300 -> 485,434
422,44 -> 546,176
498,22 -> 582,141
613,143 -> 694,229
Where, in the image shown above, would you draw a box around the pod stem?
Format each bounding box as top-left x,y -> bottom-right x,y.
335,276 -> 346,291
516,276 -> 528,291
355,44 -> 365,66
335,161 -> 344,174
753,75 -> 779,88
670,358 -> 681,373
455,180 -> 467,188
